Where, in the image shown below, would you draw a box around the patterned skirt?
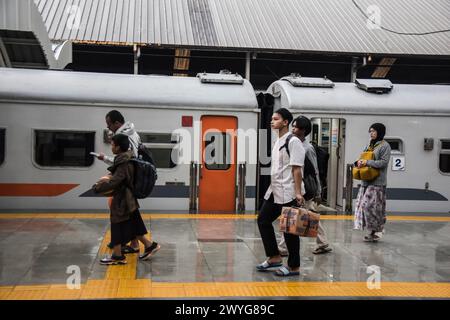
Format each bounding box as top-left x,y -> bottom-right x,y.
354,185 -> 387,232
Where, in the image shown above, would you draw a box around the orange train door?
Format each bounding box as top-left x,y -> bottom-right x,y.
198,116 -> 237,213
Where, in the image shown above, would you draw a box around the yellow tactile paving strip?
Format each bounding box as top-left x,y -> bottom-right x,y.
1,213 -> 449,299
2,281 -> 450,299
0,213 -> 449,221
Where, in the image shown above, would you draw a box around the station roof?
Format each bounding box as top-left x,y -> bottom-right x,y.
35,0 -> 450,56
0,0 -> 72,69
0,68 -> 258,110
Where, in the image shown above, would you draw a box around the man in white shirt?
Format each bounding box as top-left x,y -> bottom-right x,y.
256,108 -> 305,277
97,110 -> 141,165
278,116 -> 332,255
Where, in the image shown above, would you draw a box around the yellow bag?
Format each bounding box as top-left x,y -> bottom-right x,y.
352,146 -> 380,181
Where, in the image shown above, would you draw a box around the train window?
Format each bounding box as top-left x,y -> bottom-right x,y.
34,130 -> 95,167
204,132 -> 231,170
0,129 -> 5,165
140,133 -> 179,169
140,133 -> 178,144
385,138 -> 404,154
149,148 -> 177,169
102,130 -> 178,169
439,139 -> 450,174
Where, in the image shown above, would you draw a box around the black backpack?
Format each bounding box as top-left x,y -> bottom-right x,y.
310,141 -> 329,191
128,144 -> 157,199
279,135 -> 319,201
303,156 -> 319,201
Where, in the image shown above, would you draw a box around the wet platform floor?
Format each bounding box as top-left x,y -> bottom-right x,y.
0,213 -> 449,299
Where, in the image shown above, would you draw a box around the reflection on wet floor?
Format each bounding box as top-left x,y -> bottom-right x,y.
0,214 -> 449,299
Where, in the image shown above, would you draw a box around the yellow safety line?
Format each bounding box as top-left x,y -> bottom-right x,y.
1,227 -> 449,300
2,281 -> 449,299
101,229 -> 153,282
0,213 -> 449,221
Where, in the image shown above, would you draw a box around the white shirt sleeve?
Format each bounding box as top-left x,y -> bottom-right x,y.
288,137 -> 305,167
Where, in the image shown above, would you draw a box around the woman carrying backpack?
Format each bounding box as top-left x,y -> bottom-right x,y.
93,134 -> 160,265
354,123 -> 391,242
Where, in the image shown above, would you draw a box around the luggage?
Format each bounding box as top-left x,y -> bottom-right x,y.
279,206 -> 320,237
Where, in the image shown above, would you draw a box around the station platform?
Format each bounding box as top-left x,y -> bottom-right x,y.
0,212 -> 449,300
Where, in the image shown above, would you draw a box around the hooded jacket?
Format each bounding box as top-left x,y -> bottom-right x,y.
93,150 -> 139,223
102,121 -> 141,166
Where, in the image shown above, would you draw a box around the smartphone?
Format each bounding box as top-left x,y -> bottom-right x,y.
90,152 -> 100,157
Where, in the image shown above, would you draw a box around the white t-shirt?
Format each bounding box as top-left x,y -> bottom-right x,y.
264,132 -> 306,204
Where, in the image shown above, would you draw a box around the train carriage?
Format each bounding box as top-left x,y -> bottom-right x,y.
0,68 -> 259,212
0,68 -> 449,214
261,75 -> 450,213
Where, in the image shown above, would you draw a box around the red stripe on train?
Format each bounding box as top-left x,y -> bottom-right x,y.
0,184 -> 79,196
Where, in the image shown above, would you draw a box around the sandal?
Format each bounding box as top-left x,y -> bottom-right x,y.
312,246 -> 332,254
274,265 -> 300,277
256,260 -> 283,271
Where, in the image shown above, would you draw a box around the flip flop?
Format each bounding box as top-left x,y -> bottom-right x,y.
274,265 -> 300,277
256,260 -> 283,271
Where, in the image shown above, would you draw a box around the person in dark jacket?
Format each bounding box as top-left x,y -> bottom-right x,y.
97,110 -> 143,253
93,134 -> 160,265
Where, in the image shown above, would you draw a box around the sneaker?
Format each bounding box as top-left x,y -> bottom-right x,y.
312,245 -> 332,254
100,254 -> 127,265
139,242 -> 160,260
374,230 -> 384,239
278,248 -> 289,257
364,234 -> 380,242
121,245 -> 139,254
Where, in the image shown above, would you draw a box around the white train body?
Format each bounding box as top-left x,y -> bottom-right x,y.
0,68 -> 258,212
267,76 -> 450,213
0,68 -> 449,214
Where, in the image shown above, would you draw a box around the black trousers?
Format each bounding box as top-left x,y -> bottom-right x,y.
257,194 -> 300,268
111,210 -> 148,246
131,209 -> 148,238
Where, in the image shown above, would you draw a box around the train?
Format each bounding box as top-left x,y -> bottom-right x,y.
0,67 -> 449,214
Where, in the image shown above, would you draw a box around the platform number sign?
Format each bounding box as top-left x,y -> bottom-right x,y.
392,156 -> 405,171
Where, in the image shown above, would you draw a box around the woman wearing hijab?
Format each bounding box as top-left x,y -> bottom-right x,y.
354,123 -> 391,242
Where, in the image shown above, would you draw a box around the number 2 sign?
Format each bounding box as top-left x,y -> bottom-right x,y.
392,156 -> 405,171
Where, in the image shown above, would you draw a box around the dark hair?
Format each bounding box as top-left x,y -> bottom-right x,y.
369,123 -> 386,147
106,110 -> 125,124
274,108 -> 293,125
111,134 -> 129,152
293,116 -> 312,137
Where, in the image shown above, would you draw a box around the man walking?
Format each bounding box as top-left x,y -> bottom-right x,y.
95,110 -> 157,256
256,108 -> 305,277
